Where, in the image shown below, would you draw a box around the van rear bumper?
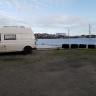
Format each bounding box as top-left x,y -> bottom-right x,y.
32,48 -> 37,50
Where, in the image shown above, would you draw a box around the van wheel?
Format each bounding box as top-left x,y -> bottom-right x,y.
23,46 -> 32,55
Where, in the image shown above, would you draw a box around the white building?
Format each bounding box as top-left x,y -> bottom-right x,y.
56,33 -> 66,37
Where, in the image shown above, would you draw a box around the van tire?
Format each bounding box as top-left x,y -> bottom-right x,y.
23,46 -> 32,55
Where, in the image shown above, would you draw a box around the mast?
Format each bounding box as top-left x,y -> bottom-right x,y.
68,29 -> 70,44
89,25 -> 91,39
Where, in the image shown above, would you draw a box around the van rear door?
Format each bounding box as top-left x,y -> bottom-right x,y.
0,34 -> 6,52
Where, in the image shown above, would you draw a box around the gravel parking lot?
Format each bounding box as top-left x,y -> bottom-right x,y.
0,49 -> 96,96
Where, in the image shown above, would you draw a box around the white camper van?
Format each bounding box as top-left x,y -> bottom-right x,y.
0,26 -> 36,54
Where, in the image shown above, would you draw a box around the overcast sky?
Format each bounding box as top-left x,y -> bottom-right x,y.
0,0 -> 96,35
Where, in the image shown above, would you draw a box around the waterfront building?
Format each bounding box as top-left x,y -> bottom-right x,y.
56,33 -> 66,38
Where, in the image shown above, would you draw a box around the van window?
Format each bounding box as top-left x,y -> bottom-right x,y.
4,34 -> 16,40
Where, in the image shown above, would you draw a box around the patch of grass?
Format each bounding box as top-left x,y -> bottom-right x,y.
32,57 -> 43,62
80,57 -> 88,59
30,88 -> 35,95
19,93 -> 24,96
2,93 -> 7,96
1,56 -> 45,64
69,49 -> 96,55
55,47 -> 60,50
48,50 -> 65,56
2,57 -> 25,62
48,49 -> 96,56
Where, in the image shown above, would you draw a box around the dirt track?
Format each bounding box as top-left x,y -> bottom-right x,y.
0,49 -> 96,96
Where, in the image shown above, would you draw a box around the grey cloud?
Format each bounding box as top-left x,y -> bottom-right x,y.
0,13 -> 37,28
0,14 -> 12,26
11,0 -> 40,10
0,12 -> 91,31
12,0 -> 20,9
0,0 -> 39,11
31,0 -> 39,4
0,0 -> 74,11
5,1 -> 12,8
0,1 -> 3,5
34,15 -> 87,29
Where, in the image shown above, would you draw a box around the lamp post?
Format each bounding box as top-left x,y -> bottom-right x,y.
68,29 -> 70,44
89,25 -> 91,40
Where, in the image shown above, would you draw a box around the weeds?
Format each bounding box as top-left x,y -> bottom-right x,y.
1,57 -> 24,62
48,49 -> 96,56
1,56 -> 45,64
30,88 -> 35,95
19,93 -> 24,96
55,47 -> 60,50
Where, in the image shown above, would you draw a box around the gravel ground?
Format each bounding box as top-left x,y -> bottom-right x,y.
0,49 -> 96,96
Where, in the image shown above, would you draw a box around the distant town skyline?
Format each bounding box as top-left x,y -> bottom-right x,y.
34,33 -> 96,39
0,0 -> 96,36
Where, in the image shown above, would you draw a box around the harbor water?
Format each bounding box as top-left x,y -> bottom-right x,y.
36,38 -> 96,48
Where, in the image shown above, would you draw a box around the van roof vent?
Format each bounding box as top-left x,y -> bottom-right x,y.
3,26 -> 18,27
3,26 -> 25,28
20,26 -> 25,28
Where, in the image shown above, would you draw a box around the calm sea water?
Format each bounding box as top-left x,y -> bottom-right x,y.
36,38 -> 96,48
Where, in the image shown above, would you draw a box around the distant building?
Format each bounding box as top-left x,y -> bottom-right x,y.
42,33 -> 49,38
35,33 -> 66,39
56,33 -> 66,38
56,33 -> 66,36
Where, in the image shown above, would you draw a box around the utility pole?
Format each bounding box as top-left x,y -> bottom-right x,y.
89,25 -> 91,39
68,29 -> 70,44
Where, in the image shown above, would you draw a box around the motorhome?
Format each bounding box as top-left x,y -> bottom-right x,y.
0,26 -> 36,54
